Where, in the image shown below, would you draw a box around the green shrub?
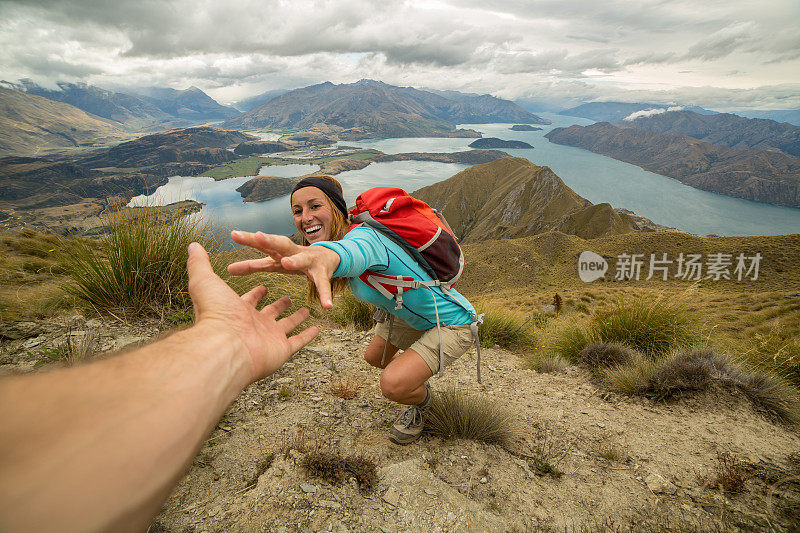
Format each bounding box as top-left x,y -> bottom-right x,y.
478,308 -> 537,350
61,206 -> 223,316
330,290 -> 373,330
424,385 -> 519,447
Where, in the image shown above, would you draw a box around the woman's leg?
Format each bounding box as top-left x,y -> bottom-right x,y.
363,335 -> 400,369
378,349 -> 432,405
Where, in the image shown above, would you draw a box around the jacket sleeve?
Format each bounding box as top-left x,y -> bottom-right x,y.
310,227 -> 390,278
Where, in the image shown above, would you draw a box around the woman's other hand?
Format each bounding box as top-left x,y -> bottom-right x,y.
227,231 -> 341,309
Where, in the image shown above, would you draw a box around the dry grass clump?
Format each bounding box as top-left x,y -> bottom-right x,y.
0,230 -> 81,321
31,330 -> 99,368
301,451 -> 377,492
328,377 -> 361,399
424,385 -> 520,447
742,322 -> 800,389
61,206 -> 223,317
707,452 -> 751,493
478,307 -> 537,350
330,290 -> 373,330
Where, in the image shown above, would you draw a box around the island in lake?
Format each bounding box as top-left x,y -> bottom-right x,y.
469,138 -> 533,149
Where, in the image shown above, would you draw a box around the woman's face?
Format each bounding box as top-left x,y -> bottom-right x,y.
291,186 -> 334,244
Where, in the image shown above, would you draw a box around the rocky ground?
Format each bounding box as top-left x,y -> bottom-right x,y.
3,317 -> 799,532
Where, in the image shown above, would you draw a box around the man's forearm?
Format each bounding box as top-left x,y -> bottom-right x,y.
0,323 -> 251,532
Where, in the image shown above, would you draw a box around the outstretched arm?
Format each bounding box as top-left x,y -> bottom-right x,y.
0,243 -> 318,533
227,231 -> 341,309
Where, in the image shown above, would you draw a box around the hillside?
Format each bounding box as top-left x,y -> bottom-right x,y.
0,88 -> 130,157
546,123 -> 800,208
223,80 -> 547,138
620,110 -> 800,158
560,102 -> 716,122
10,80 -> 174,131
81,126 -> 254,168
2,227 -> 799,531
412,157 -> 646,242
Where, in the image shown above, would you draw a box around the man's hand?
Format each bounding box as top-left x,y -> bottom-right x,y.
187,242 -> 318,382
226,231 -> 341,309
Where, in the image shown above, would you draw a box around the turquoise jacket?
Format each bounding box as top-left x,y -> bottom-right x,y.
311,225 -> 476,330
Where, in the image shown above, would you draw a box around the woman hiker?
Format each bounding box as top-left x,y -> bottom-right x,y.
227,175 -> 480,445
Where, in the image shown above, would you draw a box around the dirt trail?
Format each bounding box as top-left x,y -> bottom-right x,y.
140,327 -> 800,532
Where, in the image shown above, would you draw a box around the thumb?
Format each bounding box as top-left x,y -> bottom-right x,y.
187,242 -> 212,281
187,242 -> 213,315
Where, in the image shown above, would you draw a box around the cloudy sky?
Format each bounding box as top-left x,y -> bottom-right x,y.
0,0 -> 798,110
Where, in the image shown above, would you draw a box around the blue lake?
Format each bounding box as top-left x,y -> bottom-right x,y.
129,160 -> 469,245
340,113 -> 800,237
131,111 -> 800,244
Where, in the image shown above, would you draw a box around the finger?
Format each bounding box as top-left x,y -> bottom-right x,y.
232,231 -> 298,257
228,257 -> 283,275
287,325 -> 320,354
311,271 -> 334,309
241,285 -> 268,307
277,307 -> 310,334
260,296 -> 292,319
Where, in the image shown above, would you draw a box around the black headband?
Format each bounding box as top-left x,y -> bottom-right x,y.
291,176 -> 348,220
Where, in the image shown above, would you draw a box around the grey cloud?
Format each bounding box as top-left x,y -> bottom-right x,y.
683,22 -> 757,61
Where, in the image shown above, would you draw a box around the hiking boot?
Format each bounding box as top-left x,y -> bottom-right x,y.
389,383 -> 430,445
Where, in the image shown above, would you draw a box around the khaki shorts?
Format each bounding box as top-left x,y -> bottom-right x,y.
374,313 -> 475,374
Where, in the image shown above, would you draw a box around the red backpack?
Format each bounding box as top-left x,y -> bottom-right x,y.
348,187 -> 483,381
348,187 -> 464,306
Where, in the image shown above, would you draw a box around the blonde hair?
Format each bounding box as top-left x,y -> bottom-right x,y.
294,175 -> 350,303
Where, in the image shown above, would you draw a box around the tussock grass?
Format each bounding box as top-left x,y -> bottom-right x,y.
549,293 -> 700,362
602,347 -> 800,423
579,342 -> 637,375
741,322 -> 800,389
525,353 -> 569,373
330,290 -> 373,330
61,206 -> 223,317
424,385 -> 520,447
549,321 -> 593,362
602,355 -> 658,396
591,294 -> 700,357
478,307 -> 537,350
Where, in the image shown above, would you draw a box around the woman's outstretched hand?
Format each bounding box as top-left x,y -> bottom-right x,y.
227,231 -> 341,309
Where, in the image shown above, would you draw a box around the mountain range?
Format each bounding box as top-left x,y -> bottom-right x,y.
222,79 -> 548,139
5,80 -> 238,131
545,122 -> 800,208
559,102 -> 717,123
412,157 -> 655,242
620,110 -> 800,158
